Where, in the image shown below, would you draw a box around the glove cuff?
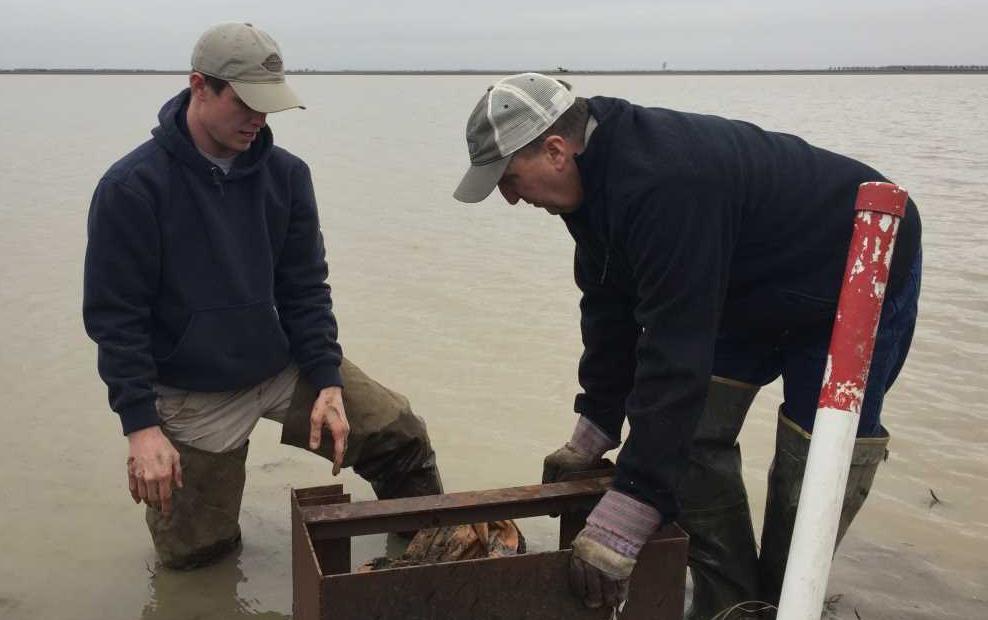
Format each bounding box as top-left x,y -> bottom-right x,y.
568,415 -> 619,460
584,489 -> 662,557
571,530 -> 638,581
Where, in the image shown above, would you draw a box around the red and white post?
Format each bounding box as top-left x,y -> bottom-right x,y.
776,182 -> 908,620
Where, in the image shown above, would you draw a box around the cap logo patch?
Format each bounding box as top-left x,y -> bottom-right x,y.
262,53 -> 283,72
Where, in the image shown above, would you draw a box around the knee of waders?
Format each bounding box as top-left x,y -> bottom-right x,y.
693,378 -> 760,444
146,440 -> 249,570
678,379 -> 760,509
351,411 -> 442,499
837,425 -> 890,542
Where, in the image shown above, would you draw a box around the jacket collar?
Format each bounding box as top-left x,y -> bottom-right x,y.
565,96 -> 630,229
151,88 -> 273,181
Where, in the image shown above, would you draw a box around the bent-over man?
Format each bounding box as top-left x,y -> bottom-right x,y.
453,73 -> 920,616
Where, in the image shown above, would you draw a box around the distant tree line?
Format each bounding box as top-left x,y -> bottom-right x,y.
827,65 -> 988,72
5,65 -> 987,75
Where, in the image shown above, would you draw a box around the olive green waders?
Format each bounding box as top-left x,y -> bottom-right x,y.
677,379 -> 891,618
279,358 -> 443,502
758,411 -> 890,606
147,357 -> 442,569
146,439 -> 249,570
677,377 -> 761,620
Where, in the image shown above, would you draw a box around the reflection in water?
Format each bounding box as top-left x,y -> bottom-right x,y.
141,549 -> 287,620
138,534 -> 409,618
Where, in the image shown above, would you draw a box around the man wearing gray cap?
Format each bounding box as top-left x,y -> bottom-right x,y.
84,22 -> 442,569
454,73 -> 921,615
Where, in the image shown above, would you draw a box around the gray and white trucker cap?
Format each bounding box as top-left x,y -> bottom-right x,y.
453,73 -> 576,203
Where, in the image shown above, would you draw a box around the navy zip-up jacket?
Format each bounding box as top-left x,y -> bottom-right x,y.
84,89 -> 343,435
562,97 -> 920,518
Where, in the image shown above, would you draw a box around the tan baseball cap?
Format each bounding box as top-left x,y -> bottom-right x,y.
191,22 -> 304,114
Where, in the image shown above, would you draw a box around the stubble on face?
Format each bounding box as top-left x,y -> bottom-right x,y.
210,89 -> 266,156
190,79 -> 267,159
497,142 -> 582,215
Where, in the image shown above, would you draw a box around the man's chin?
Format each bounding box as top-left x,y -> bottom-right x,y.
227,138 -> 253,153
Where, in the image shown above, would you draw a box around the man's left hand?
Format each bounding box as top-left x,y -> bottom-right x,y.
309,386 -> 349,475
570,532 -> 635,608
567,489 -> 662,609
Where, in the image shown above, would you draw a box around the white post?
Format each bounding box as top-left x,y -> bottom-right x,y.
776,182 -> 908,619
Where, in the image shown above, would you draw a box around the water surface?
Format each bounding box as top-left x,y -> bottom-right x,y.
0,74 -> 986,619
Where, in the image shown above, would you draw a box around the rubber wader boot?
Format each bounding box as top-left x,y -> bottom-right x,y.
280,359 -> 443,502
146,439 -> 249,570
677,378 -> 761,620
758,411 -> 890,605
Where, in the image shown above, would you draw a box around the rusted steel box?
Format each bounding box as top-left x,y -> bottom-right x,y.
291,477 -> 688,619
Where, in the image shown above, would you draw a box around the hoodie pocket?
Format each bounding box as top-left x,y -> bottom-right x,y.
156,301 -> 291,391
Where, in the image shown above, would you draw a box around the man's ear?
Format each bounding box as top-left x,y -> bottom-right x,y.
188,72 -> 206,100
543,135 -> 569,170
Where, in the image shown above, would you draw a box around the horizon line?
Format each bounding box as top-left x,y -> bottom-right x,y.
3,64 -> 988,76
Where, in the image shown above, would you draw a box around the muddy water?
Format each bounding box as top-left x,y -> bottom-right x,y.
0,74 -> 985,619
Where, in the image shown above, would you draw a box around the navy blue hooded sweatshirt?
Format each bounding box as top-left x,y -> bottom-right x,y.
563,97 -> 920,519
84,89 -> 343,435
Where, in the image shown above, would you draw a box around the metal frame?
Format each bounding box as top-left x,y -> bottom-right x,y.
292,476 -> 688,619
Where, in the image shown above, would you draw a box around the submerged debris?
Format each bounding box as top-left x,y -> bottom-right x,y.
358,520 -> 526,572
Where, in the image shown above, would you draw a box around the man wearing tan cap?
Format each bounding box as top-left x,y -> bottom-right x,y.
454,73 -> 921,616
83,22 -> 442,569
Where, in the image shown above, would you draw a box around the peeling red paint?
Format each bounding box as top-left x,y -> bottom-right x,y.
818,182 -> 907,414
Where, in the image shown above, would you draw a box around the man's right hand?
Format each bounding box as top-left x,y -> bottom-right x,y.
543,416 -> 619,484
542,443 -> 605,484
127,426 -> 183,516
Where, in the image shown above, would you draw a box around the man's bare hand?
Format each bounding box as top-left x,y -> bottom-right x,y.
309,386 -> 349,476
127,426 -> 182,516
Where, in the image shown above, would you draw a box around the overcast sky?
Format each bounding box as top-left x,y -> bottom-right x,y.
2,0 -> 986,71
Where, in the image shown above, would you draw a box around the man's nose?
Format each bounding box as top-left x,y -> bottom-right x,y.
498,183 -> 519,205
250,111 -> 267,127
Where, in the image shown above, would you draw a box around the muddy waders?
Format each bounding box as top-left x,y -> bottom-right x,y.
147,358 -> 441,569
677,377 -> 761,620
678,387 -> 890,618
758,410 -> 890,605
279,358 -> 443,501
146,439 -> 249,570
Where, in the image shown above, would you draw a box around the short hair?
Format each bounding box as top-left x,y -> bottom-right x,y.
202,74 -> 229,95
520,96 -> 590,154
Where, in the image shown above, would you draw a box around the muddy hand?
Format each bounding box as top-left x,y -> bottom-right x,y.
127,425 -> 183,516
309,385 -> 349,475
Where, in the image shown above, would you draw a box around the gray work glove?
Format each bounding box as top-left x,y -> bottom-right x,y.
542,416 -> 619,484
569,490 -> 662,609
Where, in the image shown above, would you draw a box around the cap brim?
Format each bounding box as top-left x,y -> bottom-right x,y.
453,157 -> 511,203
229,81 -> 305,114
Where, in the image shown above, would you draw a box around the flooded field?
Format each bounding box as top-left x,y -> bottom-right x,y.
0,73 -> 986,619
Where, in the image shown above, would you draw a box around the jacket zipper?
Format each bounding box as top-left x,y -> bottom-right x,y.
599,248 -> 611,284
210,167 -> 225,196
